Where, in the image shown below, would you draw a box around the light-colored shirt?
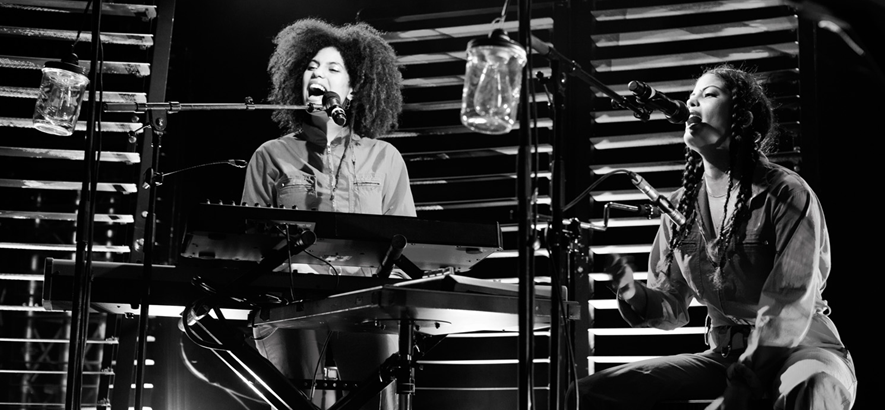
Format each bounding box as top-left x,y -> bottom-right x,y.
241,125 -> 416,276
241,125 -> 416,217
619,155 -> 845,380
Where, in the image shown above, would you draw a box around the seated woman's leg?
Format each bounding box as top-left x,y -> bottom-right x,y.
567,351 -> 731,410
253,327 -> 325,406
773,347 -> 856,410
330,331 -> 399,410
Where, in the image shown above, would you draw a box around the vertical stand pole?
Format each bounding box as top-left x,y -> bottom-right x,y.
133,111 -> 167,410
64,1 -> 103,408
517,1 -> 535,409
398,319 -> 415,410
548,57 -> 565,410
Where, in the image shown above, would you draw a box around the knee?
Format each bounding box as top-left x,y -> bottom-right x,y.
783,372 -> 852,410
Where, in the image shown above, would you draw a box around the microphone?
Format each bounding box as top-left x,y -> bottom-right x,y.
322,91 -> 347,126
628,171 -> 686,227
628,80 -> 690,124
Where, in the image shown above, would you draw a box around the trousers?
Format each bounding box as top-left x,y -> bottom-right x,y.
567,328 -> 856,410
254,327 -> 398,410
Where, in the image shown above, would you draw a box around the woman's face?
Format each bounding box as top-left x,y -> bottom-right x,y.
302,46 -> 353,111
684,73 -> 733,153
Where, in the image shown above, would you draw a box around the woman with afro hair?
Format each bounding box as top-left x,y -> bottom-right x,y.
241,18 -> 415,409
568,65 -> 857,409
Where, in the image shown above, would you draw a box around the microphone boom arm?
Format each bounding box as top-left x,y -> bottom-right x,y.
530,35 -> 651,121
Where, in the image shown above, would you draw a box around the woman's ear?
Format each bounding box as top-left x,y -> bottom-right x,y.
742,111 -> 754,128
344,88 -> 356,109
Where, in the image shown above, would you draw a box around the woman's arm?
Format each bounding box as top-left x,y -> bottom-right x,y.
241,146 -> 278,207
382,146 -> 416,217
617,220 -> 695,330
739,182 -> 827,384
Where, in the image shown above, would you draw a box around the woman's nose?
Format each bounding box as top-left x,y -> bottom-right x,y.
687,96 -> 698,107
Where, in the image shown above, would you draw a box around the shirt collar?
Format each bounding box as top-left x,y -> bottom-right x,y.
298,123 -> 362,148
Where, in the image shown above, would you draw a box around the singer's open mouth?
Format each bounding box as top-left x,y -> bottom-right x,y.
307,83 -> 327,96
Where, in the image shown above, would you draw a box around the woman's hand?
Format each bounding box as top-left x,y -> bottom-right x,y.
606,256 -> 636,299
704,361 -> 764,410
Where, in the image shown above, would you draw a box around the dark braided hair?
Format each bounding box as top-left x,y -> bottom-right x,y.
659,65 -> 776,281
267,18 -> 403,138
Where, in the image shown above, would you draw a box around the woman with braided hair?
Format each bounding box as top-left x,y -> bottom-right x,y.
568,65 -> 857,409
241,18 -> 414,410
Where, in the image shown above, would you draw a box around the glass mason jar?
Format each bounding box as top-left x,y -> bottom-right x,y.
460,29 -> 527,135
33,55 -> 90,136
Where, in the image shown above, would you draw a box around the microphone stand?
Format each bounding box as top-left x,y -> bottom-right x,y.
516,3 -> 534,410
100,100 -> 319,410
525,34 -> 651,410
65,1 -> 102,409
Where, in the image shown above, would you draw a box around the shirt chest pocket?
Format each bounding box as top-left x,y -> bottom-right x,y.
276,173 -> 317,209
731,231 -> 775,302
352,173 -> 383,214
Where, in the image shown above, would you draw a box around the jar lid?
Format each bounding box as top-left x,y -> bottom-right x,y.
44,53 -> 86,76
466,28 -> 527,60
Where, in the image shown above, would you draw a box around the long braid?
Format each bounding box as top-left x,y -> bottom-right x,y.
714,78 -> 765,275
660,148 -> 703,276
662,64 -> 775,280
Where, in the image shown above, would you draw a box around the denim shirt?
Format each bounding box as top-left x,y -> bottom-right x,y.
240,125 -> 416,276
241,125 -> 416,217
619,155 -> 845,371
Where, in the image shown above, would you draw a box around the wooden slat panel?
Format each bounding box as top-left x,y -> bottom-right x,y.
590,161 -> 684,175
402,68 -> 551,89
0,54 -> 151,77
404,92 -> 549,112
0,242 -> 129,253
0,178 -> 137,193
593,69 -> 796,97
386,118 -> 552,137
591,131 -> 684,150
588,216 -> 662,228
593,110 -> 676,124
0,210 -> 134,223
592,16 -> 796,47
411,171 -> 552,184
416,197 -> 551,212
402,145 -> 552,159
0,85 -> 147,103
0,26 -> 154,48
0,146 -> 140,163
384,18 -> 554,43
591,189 -> 677,202
0,116 -> 142,133
593,0 -> 785,21
0,0 -> 157,19
592,42 -> 798,72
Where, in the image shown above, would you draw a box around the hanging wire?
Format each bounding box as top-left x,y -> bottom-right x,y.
492,0 -> 512,28
71,0 -> 93,50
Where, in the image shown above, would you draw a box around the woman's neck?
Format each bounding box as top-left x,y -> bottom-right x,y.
310,116 -> 350,145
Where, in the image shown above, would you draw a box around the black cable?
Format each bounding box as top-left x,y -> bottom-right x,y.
302,249 -> 341,290
308,331 -> 334,400
71,0 -> 93,50
562,169 -> 633,212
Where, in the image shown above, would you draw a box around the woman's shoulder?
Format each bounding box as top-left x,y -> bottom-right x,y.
355,135 -> 403,155
756,156 -> 813,195
254,133 -> 305,153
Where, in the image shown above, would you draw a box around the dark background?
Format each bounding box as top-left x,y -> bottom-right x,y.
156,0 -> 882,408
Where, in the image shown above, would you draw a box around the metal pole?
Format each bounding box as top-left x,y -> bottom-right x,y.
548,56 -> 565,410
64,0 -> 102,408
517,1 -> 534,410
